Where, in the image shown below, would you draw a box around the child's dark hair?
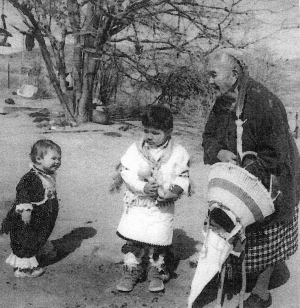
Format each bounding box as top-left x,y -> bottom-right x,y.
141,105 -> 173,131
30,139 -> 61,163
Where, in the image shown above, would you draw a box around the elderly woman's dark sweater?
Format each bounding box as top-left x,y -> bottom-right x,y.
202,77 -> 300,226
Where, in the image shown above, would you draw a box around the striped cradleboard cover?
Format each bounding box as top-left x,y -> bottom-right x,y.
207,162 -> 275,228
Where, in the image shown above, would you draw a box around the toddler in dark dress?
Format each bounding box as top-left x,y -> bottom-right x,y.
1,139 -> 61,278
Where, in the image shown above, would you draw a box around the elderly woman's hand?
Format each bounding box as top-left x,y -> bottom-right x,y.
217,149 -> 237,164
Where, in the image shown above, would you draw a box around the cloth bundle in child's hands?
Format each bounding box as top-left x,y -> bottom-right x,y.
138,165 -> 154,183
157,185 -> 183,202
138,165 -> 183,202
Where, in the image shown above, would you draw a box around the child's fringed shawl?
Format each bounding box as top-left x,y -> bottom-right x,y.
109,162 -> 124,193
110,137 -> 174,193
116,137 -> 191,246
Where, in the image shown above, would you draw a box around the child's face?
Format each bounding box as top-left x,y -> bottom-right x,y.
143,127 -> 171,148
36,149 -> 61,174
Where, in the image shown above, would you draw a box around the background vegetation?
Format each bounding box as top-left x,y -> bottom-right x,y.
0,44 -> 293,132
2,0 -> 296,125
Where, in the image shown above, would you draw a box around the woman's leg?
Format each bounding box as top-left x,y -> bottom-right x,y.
252,265 -> 274,300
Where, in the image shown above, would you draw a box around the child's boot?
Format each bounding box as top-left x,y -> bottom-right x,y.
148,250 -> 170,292
117,252 -> 144,292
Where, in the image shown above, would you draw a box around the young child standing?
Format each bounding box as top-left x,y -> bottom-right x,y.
116,105 -> 190,292
1,139 -> 61,278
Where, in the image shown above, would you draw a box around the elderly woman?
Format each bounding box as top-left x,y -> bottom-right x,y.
201,52 -> 300,308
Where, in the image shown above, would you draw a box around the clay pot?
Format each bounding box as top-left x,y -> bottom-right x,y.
92,109 -> 110,125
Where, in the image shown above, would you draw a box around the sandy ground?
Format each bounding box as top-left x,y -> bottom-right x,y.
0,96 -> 299,308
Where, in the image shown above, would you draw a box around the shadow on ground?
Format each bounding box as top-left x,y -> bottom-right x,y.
39,227 -> 97,267
173,228 -> 200,260
0,200 -> 14,219
164,228 -> 200,278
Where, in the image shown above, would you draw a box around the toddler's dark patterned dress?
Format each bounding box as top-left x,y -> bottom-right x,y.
1,166 -> 59,272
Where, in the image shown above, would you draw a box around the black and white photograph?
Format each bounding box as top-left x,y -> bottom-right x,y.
0,1 -> 299,307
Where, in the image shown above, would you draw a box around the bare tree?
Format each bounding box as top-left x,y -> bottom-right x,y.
6,0 -> 296,124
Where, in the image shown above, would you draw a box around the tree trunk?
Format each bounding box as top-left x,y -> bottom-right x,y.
34,31 -> 77,124
76,52 -> 97,123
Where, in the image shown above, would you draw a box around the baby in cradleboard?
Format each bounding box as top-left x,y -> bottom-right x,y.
113,105 -> 190,293
1,139 -> 61,278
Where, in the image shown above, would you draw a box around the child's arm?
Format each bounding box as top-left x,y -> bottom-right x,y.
15,175 -> 33,224
172,146 -> 190,195
121,166 -> 148,195
120,144 -> 151,195
157,146 -> 190,202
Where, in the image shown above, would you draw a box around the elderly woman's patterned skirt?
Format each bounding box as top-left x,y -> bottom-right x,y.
245,205 -> 298,273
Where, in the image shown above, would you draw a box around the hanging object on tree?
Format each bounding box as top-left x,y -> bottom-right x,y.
0,0 -> 12,47
134,42 -> 143,55
25,32 -> 35,51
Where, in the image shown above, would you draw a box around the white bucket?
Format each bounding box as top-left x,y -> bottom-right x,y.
17,84 -> 38,98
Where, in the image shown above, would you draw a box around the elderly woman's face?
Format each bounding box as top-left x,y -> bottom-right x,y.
207,62 -> 238,97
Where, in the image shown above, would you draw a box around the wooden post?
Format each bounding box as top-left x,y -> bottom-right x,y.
7,61 -> 10,89
215,264 -> 226,308
239,258 -> 246,308
295,112 -> 299,139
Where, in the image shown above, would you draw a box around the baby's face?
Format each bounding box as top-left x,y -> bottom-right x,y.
143,126 -> 170,148
36,149 -> 61,174
209,218 -> 227,234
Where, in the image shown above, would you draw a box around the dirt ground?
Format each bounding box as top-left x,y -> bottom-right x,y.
0,94 -> 299,308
